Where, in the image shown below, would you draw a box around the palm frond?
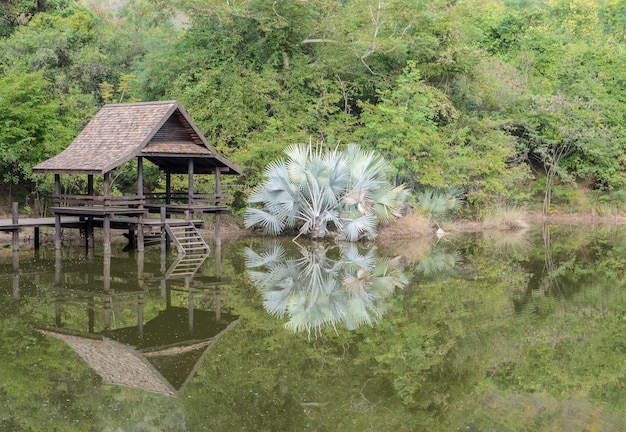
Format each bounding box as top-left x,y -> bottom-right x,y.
340,214 -> 377,241
243,208 -> 286,235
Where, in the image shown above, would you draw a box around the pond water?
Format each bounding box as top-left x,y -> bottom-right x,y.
0,225 -> 625,431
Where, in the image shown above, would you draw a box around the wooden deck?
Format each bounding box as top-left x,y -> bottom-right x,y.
1,198 -> 232,253
0,216 -> 84,231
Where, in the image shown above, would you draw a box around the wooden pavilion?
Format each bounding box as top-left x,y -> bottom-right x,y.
32,100 -> 241,253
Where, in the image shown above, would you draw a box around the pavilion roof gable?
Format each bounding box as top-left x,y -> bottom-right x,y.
32,100 -> 240,175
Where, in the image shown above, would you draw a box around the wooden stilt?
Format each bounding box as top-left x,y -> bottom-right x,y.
103,171 -> 111,255
137,214 -> 145,252
215,169 -> 222,247
32,198 -> 41,251
55,249 -> 62,285
103,214 -> 111,255
166,172 -> 171,205
54,214 -> 62,250
34,226 -> 40,250
87,174 -> 94,250
215,212 -> 222,247
137,157 -> 145,252
160,206 -> 167,254
11,202 -> 19,252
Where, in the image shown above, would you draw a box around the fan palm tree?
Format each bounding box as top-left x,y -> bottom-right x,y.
245,142 -> 407,241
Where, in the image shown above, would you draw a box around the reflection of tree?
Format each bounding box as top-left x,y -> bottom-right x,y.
416,249 -> 462,278
245,241 -> 407,336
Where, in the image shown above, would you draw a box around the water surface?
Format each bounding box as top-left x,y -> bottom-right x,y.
0,225 -> 625,431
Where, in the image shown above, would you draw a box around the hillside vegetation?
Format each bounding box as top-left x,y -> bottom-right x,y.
1,0 -> 626,219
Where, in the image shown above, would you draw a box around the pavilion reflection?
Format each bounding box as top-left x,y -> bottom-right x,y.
33,246 -> 240,397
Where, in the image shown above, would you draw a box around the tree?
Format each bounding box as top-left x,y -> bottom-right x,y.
506,94 -> 616,214
0,70 -> 72,191
245,142 -> 407,241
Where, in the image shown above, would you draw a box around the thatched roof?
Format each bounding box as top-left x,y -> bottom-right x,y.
32,100 -> 241,176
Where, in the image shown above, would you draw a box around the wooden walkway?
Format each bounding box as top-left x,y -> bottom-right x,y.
0,215 -> 85,252
1,200 -> 231,253
0,217 -> 83,230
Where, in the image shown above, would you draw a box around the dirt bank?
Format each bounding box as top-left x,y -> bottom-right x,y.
2,211 -> 626,250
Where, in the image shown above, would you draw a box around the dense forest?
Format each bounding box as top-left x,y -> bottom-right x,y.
2,0 -> 626,218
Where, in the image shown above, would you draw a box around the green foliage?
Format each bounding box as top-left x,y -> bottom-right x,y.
0,70 -> 72,186
4,0 -> 626,214
416,186 -> 465,220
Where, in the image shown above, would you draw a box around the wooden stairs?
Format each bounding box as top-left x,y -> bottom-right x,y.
164,222 -> 210,256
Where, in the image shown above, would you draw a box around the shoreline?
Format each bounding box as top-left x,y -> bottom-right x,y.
2,211 -> 626,250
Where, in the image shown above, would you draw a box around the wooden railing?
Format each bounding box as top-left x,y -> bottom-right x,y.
53,194 -> 145,207
145,193 -> 228,207
52,192 -> 228,209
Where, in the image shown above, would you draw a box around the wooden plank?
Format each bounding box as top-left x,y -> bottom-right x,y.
0,216 -> 83,229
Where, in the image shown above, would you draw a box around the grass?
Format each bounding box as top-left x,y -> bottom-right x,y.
482,204 -> 529,231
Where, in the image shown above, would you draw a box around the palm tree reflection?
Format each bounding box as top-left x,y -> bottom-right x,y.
245,241 -> 407,336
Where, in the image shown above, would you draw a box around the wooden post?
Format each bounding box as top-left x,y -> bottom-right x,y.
160,206 -> 167,254
137,156 -> 145,250
103,171 -> 111,207
137,157 -> 144,199
103,171 -> 111,254
54,174 -> 62,250
87,174 -> 94,248
103,214 -> 111,255
33,198 -> 40,217
215,243 -> 222,277
87,174 -> 93,194
11,202 -> 19,252
215,211 -> 222,247
34,227 -> 40,250
215,169 -> 222,246
55,213 -> 62,250
33,198 -> 41,250
54,174 -> 61,206
55,249 -> 62,285
137,213 -> 145,252
188,159 -> 194,205
103,254 -> 111,330
215,168 -> 222,198
137,250 -> 144,288
165,172 -> 171,204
